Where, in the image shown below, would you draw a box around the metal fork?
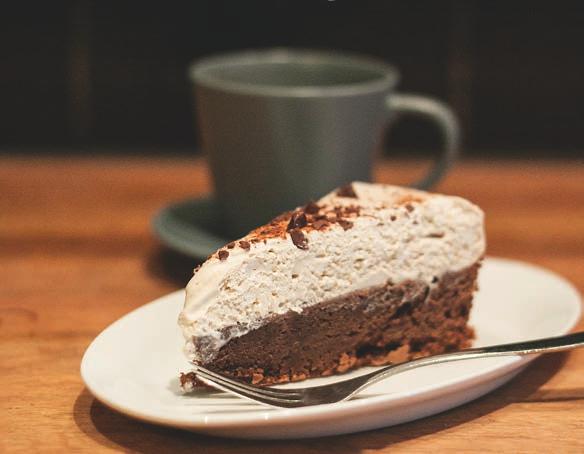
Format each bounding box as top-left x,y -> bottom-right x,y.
192,331 -> 584,408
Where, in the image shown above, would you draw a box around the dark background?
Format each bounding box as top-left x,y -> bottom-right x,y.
2,0 -> 584,157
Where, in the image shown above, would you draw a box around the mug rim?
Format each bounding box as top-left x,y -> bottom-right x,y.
189,48 -> 400,98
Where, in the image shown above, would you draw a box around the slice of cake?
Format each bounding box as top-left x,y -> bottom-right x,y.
179,182 -> 485,389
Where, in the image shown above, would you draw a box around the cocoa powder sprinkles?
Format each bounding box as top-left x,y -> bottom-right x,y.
227,185 -> 362,249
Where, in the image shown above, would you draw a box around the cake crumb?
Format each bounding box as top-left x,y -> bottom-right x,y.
337,352 -> 357,373
291,371 -> 308,381
251,372 -> 264,384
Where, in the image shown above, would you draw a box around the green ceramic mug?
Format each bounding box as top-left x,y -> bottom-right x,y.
190,49 -> 460,235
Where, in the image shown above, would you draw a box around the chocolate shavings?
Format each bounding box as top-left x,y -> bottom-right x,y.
312,219 -> 328,230
289,229 -> 308,250
338,220 -> 354,231
304,201 -> 320,214
336,183 -> 358,198
287,211 -> 308,231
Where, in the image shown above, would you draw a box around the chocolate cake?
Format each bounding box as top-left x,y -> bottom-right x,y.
179,182 -> 485,389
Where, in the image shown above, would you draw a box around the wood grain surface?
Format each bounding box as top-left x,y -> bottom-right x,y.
1,156 -> 583,453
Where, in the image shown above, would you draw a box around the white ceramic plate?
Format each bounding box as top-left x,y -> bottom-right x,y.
81,257 -> 581,439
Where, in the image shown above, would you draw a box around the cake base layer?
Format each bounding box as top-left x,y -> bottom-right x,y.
182,263 -> 479,388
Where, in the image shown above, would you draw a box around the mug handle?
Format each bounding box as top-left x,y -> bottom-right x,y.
386,93 -> 460,190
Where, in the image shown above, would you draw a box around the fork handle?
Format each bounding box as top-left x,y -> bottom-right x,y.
366,331 -> 584,388
465,331 -> 584,356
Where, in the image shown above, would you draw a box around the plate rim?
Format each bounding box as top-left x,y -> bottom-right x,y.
80,257 -> 582,429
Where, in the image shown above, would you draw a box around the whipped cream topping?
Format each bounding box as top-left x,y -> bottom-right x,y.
179,182 -> 485,363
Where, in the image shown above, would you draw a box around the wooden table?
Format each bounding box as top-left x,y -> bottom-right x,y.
2,156 -> 583,452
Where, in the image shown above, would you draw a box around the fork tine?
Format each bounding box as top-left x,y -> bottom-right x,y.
194,368 -> 301,402
194,365 -> 302,397
194,373 -> 279,407
194,369 -> 302,407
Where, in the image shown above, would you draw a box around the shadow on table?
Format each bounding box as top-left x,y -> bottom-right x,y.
73,353 -> 580,453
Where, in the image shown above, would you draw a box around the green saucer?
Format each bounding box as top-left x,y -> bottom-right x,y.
152,197 -> 233,259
